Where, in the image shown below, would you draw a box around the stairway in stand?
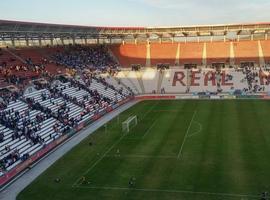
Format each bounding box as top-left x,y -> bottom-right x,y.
157,70 -> 165,93
136,71 -> 145,93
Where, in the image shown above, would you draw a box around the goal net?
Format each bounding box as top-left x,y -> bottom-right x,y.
122,116 -> 138,133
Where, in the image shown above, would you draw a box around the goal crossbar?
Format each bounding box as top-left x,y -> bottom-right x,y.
122,116 -> 138,133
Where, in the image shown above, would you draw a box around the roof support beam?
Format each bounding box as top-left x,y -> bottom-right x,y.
25,38 -> 29,46
38,37 -> 42,46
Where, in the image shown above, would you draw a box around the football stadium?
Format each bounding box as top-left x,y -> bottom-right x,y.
1,1 -> 270,200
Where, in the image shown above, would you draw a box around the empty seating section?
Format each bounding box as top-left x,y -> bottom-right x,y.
180,43 -> 203,65
13,48 -> 43,63
189,69 -> 217,93
141,68 -> 159,93
116,71 -> 143,94
110,44 -> 147,67
101,73 -> 131,97
0,49 -> 23,66
206,42 -> 230,64
261,40 -> 270,64
109,41 -> 269,67
114,71 -> 140,94
233,41 -> 259,65
150,43 -> 178,66
161,68 -> 188,93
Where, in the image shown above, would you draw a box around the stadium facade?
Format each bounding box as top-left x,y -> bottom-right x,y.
1,20 -> 270,198
1,20 -> 270,46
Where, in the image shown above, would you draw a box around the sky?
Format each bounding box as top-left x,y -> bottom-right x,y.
0,0 -> 270,27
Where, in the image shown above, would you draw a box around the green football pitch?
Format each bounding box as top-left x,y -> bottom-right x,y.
18,100 -> 270,200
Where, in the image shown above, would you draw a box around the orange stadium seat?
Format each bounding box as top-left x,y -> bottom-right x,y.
110,41 -> 266,67
0,47 -> 66,80
233,40 -> 259,65
179,42 -> 204,65
206,41 -> 230,65
150,43 -> 178,66
110,44 -> 147,67
15,47 -> 65,74
260,40 -> 270,64
0,49 -> 23,66
13,48 -> 44,63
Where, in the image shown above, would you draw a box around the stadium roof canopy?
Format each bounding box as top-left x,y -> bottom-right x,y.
1,20 -> 270,40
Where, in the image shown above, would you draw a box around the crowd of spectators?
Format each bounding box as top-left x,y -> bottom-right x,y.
0,48 -> 54,87
0,148 -> 21,172
187,66 -> 269,94
0,105 -> 47,171
240,67 -> 266,93
0,45 -> 131,175
51,45 -> 119,71
0,90 -> 21,109
56,78 -> 112,117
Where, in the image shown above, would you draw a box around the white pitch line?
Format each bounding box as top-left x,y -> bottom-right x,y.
72,134 -> 125,187
140,101 -> 159,121
142,118 -> 158,139
105,154 -> 176,159
73,101 -> 158,186
74,185 -> 259,198
177,110 -> 197,159
187,121 -> 202,138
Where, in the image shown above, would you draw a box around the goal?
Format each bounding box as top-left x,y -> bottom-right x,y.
122,116 -> 138,133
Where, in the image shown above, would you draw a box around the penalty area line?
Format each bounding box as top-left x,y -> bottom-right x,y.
73,185 -> 259,198
139,101 -> 159,121
72,134 -> 125,187
142,118 -> 158,139
187,121 -> 202,138
177,110 -> 197,159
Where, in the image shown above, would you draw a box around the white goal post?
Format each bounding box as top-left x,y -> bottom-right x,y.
122,116 -> 138,133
